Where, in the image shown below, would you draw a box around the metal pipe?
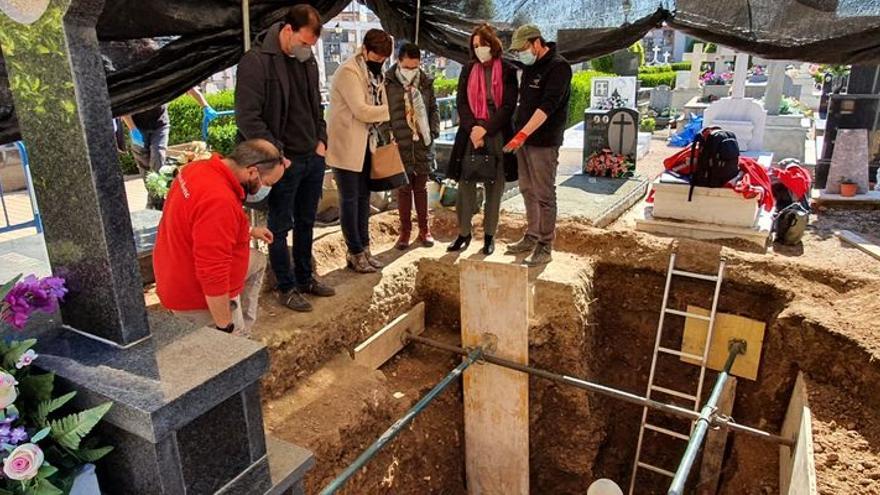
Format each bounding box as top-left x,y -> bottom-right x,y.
319,346 -> 483,495
667,342 -> 744,495
405,334 -> 792,447
414,0 -> 421,43
242,0 -> 251,51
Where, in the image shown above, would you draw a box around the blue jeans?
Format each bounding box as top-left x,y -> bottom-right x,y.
267,153 -> 325,291
334,151 -> 372,255
132,125 -> 170,210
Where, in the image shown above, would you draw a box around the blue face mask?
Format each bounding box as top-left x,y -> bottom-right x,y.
246,185 -> 271,204
518,48 -> 537,66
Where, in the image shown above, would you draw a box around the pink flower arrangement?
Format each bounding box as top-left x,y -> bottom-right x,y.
0,275 -> 67,330
700,71 -> 732,86
584,150 -> 635,178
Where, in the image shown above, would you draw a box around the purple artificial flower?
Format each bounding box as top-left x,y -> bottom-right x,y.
9,427 -> 27,445
1,275 -> 67,330
14,350 -> 37,370
0,425 -> 11,440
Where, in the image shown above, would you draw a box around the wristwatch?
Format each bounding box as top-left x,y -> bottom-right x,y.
215,322 -> 235,334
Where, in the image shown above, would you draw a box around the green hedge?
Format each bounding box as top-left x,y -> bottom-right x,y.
433,76 -> 458,98
568,70 -> 615,127
639,64 -> 673,74
639,71 -> 676,88
670,62 -> 691,72
167,90 -> 237,154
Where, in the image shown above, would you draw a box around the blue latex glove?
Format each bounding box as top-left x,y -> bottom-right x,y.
203,106 -> 219,121
130,128 -> 144,148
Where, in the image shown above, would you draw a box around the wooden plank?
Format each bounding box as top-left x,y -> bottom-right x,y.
697,377 -> 737,495
681,306 -> 766,381
461,260 -> 529,495
780,372 -> 818,495
635,216 -> 771,250
837,230 -> 880,262
353,302 -> 425,369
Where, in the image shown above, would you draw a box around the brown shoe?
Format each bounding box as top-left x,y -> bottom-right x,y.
365,248 -> 385,269
396,231 -> 411,250
347,252 -> 377,273
524,243 -> 552,267
506,235 -> 538,254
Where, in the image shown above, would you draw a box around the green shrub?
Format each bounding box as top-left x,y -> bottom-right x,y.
670,62 -> 692,72
640,117 -> 656,133
433,76 -> 458,98
590,55 -> 615,73
118,150 -> 139,175
639,64 -> 673,74
207,121 -> 238,156
567,69 -> 615,127
167,90 -> 237,147
638,71 -> 676,88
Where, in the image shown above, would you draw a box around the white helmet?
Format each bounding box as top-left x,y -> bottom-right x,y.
587,478 -> 624,495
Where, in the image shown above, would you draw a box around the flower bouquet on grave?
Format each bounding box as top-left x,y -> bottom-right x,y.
597,90 -> 628,110
144,141 -> 210,200
585,149 -> 635,178
0,275 -> 113,495
700,71 -> 731,86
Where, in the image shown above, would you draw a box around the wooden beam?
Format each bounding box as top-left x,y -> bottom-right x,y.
460,260 -> 530,495
681,306 -> 766,381
353,302 -> 425,369
697,377 -> 737,495
837,230 -> 880,262
779,372 -> 818,495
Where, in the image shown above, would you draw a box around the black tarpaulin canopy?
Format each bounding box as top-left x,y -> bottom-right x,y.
1,0 -> 880,145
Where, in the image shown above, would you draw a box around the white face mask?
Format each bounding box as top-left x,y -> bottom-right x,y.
246,185 -> 272,204
475,46 -> 492,63
400,67 -> 419,82
291,44 -> 312,62
518,47 -> 537,66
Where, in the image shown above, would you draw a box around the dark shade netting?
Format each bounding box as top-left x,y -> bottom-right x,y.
2,0 -> 880,144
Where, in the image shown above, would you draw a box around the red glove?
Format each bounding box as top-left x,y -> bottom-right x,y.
503,131 -> 529,153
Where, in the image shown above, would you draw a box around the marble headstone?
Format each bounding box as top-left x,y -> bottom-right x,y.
765,61 -> 789,116
607,108 -> 639,157
650,85 -> 672,111
590,77 -> 638,110
683,43 -> 708,89
827,129 -> 870,194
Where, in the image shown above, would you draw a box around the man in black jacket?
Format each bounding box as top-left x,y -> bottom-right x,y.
503,24 -> 572,267
235,4 -> 334,312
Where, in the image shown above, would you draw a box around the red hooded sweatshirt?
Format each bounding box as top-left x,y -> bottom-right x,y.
154,154 -> 250,310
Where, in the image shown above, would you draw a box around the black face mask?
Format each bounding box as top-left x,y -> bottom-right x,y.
366,60 -> 384,76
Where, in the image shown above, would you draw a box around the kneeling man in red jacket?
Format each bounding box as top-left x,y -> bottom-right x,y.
154,139 -> 288,334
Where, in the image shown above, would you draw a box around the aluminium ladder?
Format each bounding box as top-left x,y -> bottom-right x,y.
628,252 -> 726,494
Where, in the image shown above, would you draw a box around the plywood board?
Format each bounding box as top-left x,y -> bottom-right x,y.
460,260 -> 529,495
838,230 -> 880,262
353,302 -> 425,369
681,306 -> 766,381
779,372 -> 818,495
697,377 -> 737,495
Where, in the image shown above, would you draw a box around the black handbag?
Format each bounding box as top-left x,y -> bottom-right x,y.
461,145 -> 498,184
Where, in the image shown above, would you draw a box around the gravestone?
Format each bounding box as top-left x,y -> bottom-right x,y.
827,129 -> 870,194
612,49 -> 640,76
0,2 -> 313,493
590,77 -> 638,110
673,44 -> 707,108
648,45 -> 662,65
663,51 -> 671,65
583,107 -> 639,169
791,63 -> 819,110
764,62 -> 809,162
650,85 -> 673,111
683,43 -> 708,89
848,65 -> 880,95
703,52 -> 768,152
817,94 -> 880,188
708,47 -> 736,75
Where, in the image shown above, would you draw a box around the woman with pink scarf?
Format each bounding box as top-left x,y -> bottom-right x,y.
446,23 -> 519,255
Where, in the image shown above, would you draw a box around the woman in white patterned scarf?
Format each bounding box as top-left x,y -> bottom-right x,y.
383,42 -> 440,250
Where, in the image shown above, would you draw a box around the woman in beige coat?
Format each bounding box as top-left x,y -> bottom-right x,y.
326,29 -> 392,273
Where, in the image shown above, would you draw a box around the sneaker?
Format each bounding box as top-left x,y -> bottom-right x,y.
365,248 -> 385,269
347,252 -> 377,273
524,244 -> 552,267
278,289 -> 313,312
301,278 -> 335,297
506,235 -> 538,254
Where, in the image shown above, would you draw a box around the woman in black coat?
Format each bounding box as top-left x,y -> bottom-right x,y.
446,23 -> 519,255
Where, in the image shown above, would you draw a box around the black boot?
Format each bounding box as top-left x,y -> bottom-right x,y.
482,235 -> 495,255
447,235 -> 472,252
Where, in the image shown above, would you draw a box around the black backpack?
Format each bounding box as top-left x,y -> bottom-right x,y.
688,128 -> 741,201
774,203 -> 809,245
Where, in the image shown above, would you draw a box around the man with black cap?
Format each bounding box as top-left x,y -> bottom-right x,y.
503,24 -> 572,267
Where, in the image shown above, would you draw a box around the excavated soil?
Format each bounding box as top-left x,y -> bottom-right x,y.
247,207 -> 880,494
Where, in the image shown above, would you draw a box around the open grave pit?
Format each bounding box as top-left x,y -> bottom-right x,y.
257,215 -> 880,495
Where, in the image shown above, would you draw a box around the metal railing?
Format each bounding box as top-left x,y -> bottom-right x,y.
0,141 -> 43,235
